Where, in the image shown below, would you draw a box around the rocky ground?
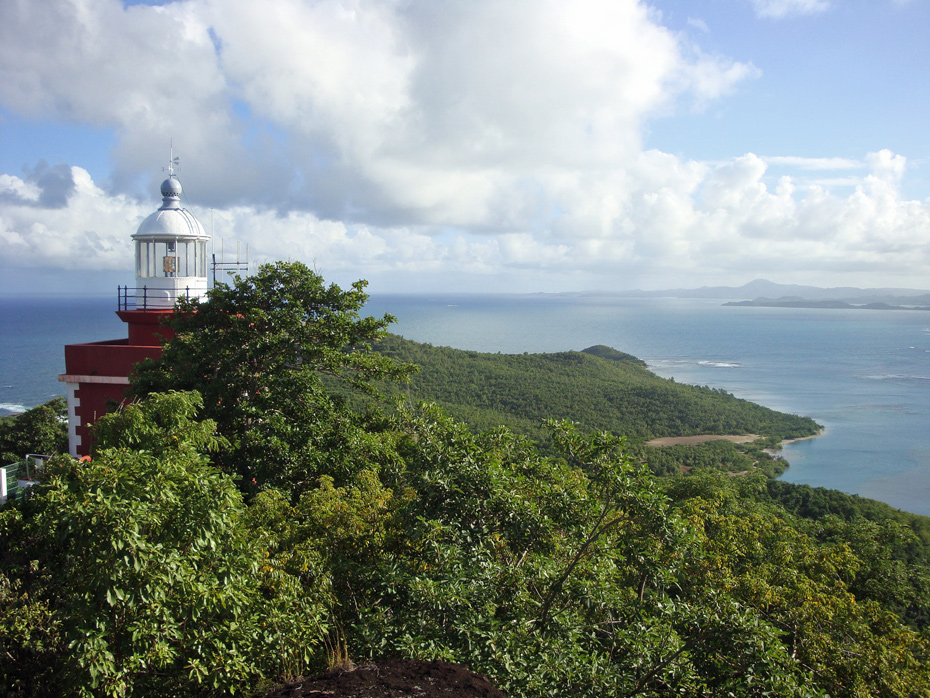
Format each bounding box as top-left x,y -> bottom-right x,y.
260,659 -> 507,698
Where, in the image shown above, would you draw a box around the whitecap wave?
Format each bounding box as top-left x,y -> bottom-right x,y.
645,359 -> 685,370
859,374 -> 930,384
0,403 -> 27,414
648,358 -> 741,370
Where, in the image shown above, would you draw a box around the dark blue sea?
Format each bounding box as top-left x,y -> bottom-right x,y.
3,293 -> 929,516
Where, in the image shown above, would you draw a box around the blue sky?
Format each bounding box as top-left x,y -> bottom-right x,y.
649,1 -> 929,194
1,0 -> 928,294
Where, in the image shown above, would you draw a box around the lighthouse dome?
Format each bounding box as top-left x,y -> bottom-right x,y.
133,175 -> 209,241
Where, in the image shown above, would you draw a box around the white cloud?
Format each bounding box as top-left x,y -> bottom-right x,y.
0,0 -> 232,173
0,167 -> 140,271
3,151 -> 928,292
0,0 -> 756,225
687,17 -> 710,33
0,174 -> 41,203
749,0 -> 831,19
764,156 -> 862,171
1,1 -> 928,292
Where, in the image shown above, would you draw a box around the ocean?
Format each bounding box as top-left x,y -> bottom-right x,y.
3,293 -> 929,516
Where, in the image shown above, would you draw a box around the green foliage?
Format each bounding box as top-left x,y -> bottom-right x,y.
0,397 -> 67,463
90,390 -> 226,457
130,261 -> 415,497
768,479 -> 930,541
0,514 -> 60,692
6,267 -> 927,697
664,472 -> 930,696
766,480 -> 930,631
367,334 -> 820,450
347,411 -> 694,696
644,438 -> 758,476
579,344 -> 647,365
331,409 -> 925,697
0,391 -> 326,697
5,388 -> 913,698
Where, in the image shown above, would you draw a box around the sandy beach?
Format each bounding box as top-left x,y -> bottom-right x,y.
646,429 -> 825,450
645,434 -> 760,447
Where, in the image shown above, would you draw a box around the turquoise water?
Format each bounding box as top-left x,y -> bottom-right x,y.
3,293 -> 929,515
365,294 -> 930,516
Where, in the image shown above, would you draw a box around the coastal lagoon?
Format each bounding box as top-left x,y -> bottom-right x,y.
3,293 -> 929,516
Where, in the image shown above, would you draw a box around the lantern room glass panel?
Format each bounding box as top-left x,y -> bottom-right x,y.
136,238 -> 207,279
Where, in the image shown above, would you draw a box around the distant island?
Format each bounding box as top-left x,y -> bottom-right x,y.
551,279 -> 930,309
724,297 -> 930,311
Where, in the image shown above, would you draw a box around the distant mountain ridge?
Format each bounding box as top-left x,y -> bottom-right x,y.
561,279 -> 930,305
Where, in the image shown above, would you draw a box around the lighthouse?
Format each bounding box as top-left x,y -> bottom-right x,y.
129,170 -> 210,309
59,164 -> 210,456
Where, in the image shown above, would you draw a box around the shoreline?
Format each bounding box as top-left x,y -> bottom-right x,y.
779,429 -> 825,445
765,428 -> 825,456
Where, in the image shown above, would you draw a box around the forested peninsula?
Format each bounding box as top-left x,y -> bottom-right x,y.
2,263 -> 929,698
364,334 -> 820,478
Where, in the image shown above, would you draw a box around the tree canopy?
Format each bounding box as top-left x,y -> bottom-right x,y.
130,261 -> 415,496
0,398 -> 67,464
3,265 -> 928,697
0,391 -> 327,697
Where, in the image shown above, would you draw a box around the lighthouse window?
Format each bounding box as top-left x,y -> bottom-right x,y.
174,241 -> 187,277
136,241 -> 156,278
197,241 -> 207,276
135,240 -> 168,277
135,239 -> 207,278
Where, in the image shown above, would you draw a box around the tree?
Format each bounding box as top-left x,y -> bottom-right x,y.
342,410 -> 819,697
0,397 -> 67,463
130,262 -> 415,496
664,471 -> 930,697
0,391 -> 327,697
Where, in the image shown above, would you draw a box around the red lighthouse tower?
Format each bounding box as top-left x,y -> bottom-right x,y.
58,164 -> 210,456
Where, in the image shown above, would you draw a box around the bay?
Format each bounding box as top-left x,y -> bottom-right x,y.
3,293 -> 929,516
364,294 -> 930,517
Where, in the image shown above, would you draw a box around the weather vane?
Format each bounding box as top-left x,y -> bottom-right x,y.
164,140 -> 180,177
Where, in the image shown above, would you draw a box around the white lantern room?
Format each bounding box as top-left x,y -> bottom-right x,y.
131,175 -> 210,309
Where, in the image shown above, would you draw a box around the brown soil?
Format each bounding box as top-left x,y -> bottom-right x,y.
259,659 -> 507,698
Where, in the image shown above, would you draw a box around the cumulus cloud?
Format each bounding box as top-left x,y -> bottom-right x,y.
3,151 -> 928,291
0,0 -> 755,222
0,166 -> 139,271
0,0 -> 928,292
0,174 -> 41,205
0,162 -> 77,209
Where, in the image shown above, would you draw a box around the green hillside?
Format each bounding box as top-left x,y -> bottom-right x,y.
369,334 -> 820,452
